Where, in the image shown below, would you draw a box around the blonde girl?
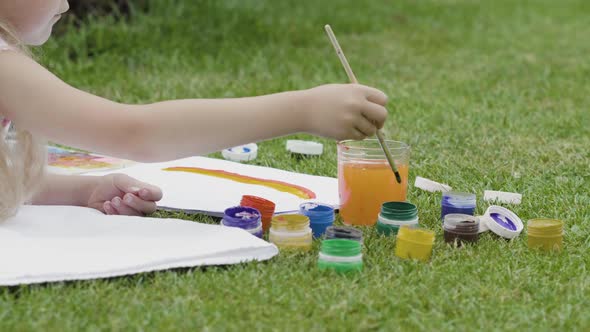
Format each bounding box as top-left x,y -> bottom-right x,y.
0,0 -> 388,220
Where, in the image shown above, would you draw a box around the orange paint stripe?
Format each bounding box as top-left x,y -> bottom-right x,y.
163,166 -> 316,199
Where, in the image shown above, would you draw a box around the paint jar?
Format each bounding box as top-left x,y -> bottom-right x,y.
443,214 -> 479,246
222,206 -> 263,238
299,202 -> 335,238
527,219 -> 564,252
325,226 -> 363,243
338,139 -> 410,226
269,214 -> 313,251
395,225 -> 435,262
441,191 -> 476,221
376,201 -> 419,236
240,195 -> 276,233
318,239 -> 363,273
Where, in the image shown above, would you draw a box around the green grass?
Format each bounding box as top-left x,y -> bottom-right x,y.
3,0 -> 590,330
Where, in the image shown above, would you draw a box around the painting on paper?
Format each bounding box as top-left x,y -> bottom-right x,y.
47,146 -> 135,175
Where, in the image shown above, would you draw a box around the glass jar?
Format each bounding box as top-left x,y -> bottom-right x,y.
337,139 -> 410,226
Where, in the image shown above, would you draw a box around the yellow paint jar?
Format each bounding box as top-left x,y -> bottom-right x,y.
527,219 -> 564,252
269,214 -> 312,251
395,226 -> 435,262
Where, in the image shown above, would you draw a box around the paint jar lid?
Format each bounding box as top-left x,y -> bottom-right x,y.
484,190 -> 522,205
528,218 -> 563,236
325,226 -> 363,242
478,205 -> 523,239
222,143 -> 258,162
380,201 -> 418,221
414,176 -> 452,192
478,216 -> 490,233
320,239 -> 361,257
286,140 -> 324,156
443,214 -> 479,234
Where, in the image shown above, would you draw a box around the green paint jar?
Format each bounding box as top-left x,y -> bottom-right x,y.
376,201 -> 419,236
318,239 -> 363,273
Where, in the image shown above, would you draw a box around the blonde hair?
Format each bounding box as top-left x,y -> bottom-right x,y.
0,21 -> 46,221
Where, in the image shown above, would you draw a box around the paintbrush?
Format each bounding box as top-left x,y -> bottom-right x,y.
324,24 -> 402,184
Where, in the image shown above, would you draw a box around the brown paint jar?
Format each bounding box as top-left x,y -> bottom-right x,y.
443,214 -> 479,246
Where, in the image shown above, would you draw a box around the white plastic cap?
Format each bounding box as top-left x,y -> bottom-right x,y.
222,143 -> 258,162
286,140 -> 323,156
483,190 -> 522,205
477,216 -> 490,233
479,205 -> 523,239
414,176 -> 452,193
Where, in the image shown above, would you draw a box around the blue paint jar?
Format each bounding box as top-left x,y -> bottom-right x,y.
441,192 -> 476,222
299,202 -> 335,238
222,206 -> 263,238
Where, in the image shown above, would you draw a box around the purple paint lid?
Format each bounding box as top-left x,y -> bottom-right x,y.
479,205 -> 523,239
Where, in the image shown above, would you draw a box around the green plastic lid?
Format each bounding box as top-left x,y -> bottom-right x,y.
320,239 -> 362,257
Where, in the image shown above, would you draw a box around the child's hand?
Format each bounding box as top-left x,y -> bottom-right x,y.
87,174 -> 163,216
302,84 -> 389,141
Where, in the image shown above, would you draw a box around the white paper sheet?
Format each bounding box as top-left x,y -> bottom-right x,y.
0,205 -> 278,286
90,157 -> 339,216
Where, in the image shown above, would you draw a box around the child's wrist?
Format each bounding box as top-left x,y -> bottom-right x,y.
290,90 -> 312,133
80,176 -> 102,207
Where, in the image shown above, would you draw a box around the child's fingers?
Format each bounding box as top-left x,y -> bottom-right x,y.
355,116 -> 378,137
112,174 -> 163,201
123,193 -> 158,214
103,201 -> 118,215
362,102 -> 388,129
360,85 -> 388,106
111,197 -> 143,216
112,174 -> 139,193
351,128 -> 367,141
137,184 -> 163,202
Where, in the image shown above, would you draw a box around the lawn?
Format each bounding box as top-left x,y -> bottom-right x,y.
2,0 -> 590,330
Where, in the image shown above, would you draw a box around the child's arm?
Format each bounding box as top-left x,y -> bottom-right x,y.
0,51 -> 388,162
31,173 -> 162,216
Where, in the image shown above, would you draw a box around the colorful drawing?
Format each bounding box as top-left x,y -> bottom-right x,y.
163,166 -> 317,199
47,146 -> 132,173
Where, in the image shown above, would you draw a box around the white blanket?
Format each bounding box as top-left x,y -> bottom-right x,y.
0,205 -> 278,286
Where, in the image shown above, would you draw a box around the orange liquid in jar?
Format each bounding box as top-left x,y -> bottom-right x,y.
339,161 -> 409,226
